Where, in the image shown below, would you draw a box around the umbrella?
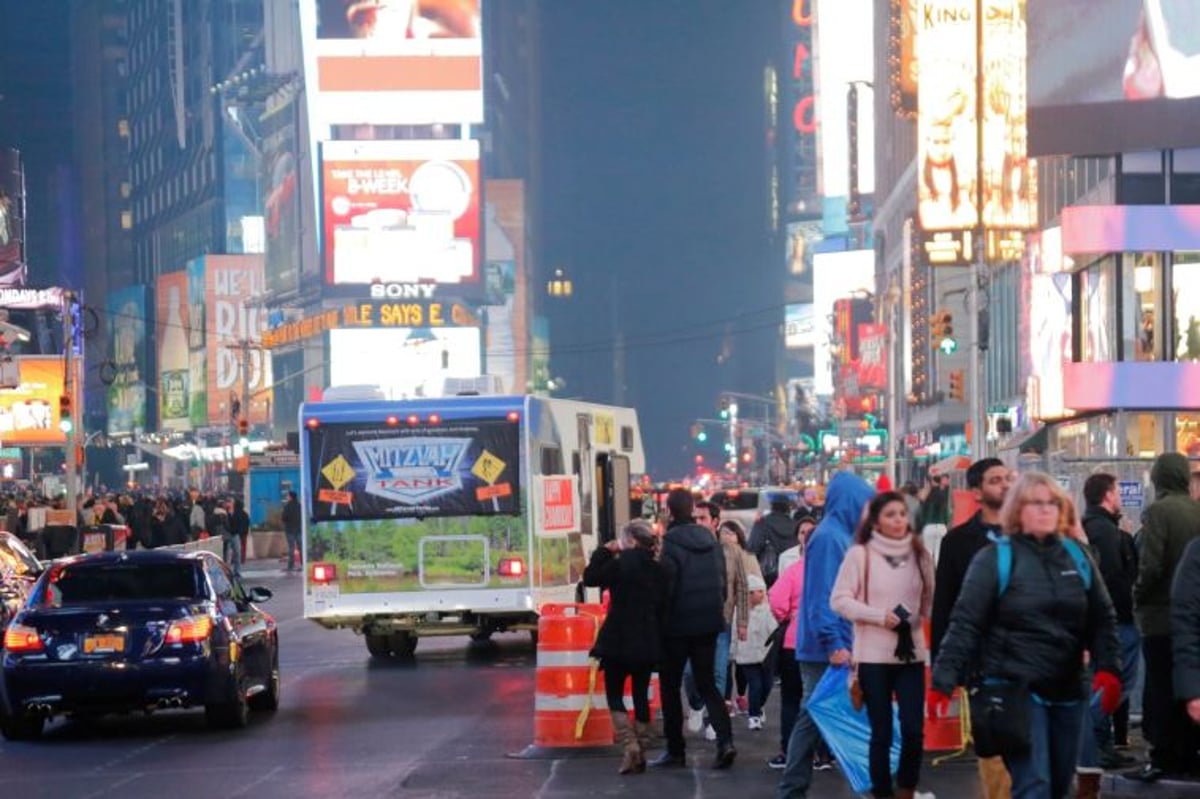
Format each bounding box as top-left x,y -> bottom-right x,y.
806,664 -> 900,794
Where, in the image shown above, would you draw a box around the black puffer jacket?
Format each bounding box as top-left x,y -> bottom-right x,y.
932,533 -> 1119,702
1082,505 -> 1137,624
659,521 -> 727,637
1136,452 -> 1200,637
583,545 -> 667,667
748,511 -> 797,582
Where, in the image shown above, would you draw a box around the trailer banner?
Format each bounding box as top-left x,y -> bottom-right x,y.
307,416 -> 521,521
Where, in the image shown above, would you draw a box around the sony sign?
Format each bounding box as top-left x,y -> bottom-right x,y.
368,283 -> 438,300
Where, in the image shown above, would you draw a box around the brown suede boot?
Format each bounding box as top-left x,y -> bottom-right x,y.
634,720 -> 654,771
1076,771 -> 1101,799
612,712 -> 643,775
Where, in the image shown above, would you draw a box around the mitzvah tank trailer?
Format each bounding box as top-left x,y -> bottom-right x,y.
298,393 -> 644,658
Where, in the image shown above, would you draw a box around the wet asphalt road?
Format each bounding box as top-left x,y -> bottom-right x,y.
0,563 -> 986,799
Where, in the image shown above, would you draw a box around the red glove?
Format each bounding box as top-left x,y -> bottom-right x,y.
928,689 -> 954,718
1092,670 -> 1122,716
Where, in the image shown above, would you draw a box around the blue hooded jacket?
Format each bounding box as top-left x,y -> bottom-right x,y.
795,471 -> 875,662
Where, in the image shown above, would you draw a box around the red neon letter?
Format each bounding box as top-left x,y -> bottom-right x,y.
793,96 -> 817,135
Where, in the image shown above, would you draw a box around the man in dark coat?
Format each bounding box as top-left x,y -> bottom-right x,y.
1171,537 -> 1200,736
651,488 -> 735,770
748,496 -> 796,586
1130,452 -> 1200,781
1080,473 -> 1140,768
282,490 -> 303,572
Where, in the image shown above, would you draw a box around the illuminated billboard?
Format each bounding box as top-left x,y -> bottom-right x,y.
483,180 -> 529,394
106,285 -> 148,436
813,250 -> 875,395
816,0 -> 875,200
155,271 -> 194,432
785,0 -> 820,217
329,326 -> 482,400
263,93 -> 303,298
0,148 -> 27,288
785,304 -> 816,349
1029,0 -> 1200,155
321,139 -> 480,293
0,358 -> 69,445
916,0 -> 980,232
305,0 -> 482,127
980,0 -> 1036,233
203,255 -> 273,426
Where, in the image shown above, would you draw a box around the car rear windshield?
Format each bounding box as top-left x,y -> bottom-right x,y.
712,492 -> 759,511
38,562 -> 201,607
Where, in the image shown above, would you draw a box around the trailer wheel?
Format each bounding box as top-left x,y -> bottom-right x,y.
390,631 -> 417,658
469,630 -> 492,643
365,632 -> 392,658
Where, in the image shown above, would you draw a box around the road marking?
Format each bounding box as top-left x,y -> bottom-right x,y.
75,771 -> 143,799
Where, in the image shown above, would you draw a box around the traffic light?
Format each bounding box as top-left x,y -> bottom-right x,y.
930,309 -> 957,353
948,370 -> 965,402
58,393 -> 72,434
237,417 -> 250,436
718,396 -> 730,420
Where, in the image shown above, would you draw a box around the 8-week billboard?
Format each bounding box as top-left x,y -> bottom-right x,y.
321,139 -> 480,292
305,0 -> 482,128
1029,0 -> 1200,155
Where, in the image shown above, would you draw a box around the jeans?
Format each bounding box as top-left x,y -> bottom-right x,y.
858,662 -> 925,797
661,633 -> 732,753
742,662 -> 772,717
285,530 -> 302,571
603,661 -> 653,722
714,625 -> 732,698
777,648 -> 802,754
1143,634 -> 1200,771
222,534 -> 241,575
777,661 -> 826,798
1003,697 -> 1085,799
1080,621 -> 1141,767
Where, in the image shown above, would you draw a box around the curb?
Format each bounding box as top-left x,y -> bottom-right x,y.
1103,774 -> 1200,798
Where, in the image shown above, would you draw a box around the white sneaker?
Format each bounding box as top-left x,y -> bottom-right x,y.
747,715 -> 764,731
687,707 -> 704,733
704,724 -> 717,741
914,792 -> 936,799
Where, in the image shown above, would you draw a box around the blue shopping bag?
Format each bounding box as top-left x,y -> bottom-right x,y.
805,664 -> 901,794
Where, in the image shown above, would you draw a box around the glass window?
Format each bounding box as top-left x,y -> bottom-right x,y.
1173,253 -> 1200,361
1177,413 -> 1200,459
1080,258 -> 1115,362
1123,253 -> 1162,361
1126,413 -> 1161,457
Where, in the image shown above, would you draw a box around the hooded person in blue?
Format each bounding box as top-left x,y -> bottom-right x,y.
777,471 -> 875,799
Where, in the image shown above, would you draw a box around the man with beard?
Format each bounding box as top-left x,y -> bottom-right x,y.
929,457 -> 1012,799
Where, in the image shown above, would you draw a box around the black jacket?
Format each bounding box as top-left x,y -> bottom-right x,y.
659,520 -> 727,637
929,511 -> 998,665
932,533 -> 1120,702
1172,537 -> 1200,701
1082,505 -> 1137,624
1136,453 -> 1200,637
282,498 -> 302,535
748,511 -> 796,581
583,546 -> 667,667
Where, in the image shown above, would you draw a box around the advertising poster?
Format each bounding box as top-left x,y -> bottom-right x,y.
0,358 -> 67,445
785,303 -> 816,349
1028,0 -> 1200,154
329,327 -> 481,400
813,250 -> 875,395
155,271 -> 192,432
483,179 -> 528,394
916,0 -> 980,232
106,285 -> 148,436
203,255 -> 272,425
785,220 -> 823,276
785,0 -> 820,217
980,0 -> 1036,233
186,259 -> 208,428
263,93 -> 302,298
321,139 -> 481,291
856,323 -> 888,389
307,0 -> 482,126
0,148 -> 27,288
306,416 -> 521,522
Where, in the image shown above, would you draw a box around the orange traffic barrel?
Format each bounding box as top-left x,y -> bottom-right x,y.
532,603 -> 614,749
921,619 -> 966,754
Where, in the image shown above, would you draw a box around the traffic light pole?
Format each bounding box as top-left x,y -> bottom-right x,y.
63,293 -> 79,521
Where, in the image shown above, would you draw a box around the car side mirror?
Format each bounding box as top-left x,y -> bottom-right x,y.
247,586 -> 273,603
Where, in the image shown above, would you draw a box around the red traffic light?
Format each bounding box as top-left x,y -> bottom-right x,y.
237,418 -> 249,436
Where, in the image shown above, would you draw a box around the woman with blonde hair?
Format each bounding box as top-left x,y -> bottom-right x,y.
931,472 -> 1121,799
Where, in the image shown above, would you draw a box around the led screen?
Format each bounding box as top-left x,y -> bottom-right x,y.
329,326 -> 482,400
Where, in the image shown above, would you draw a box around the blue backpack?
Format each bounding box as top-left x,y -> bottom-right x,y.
995,536 -> 1092,596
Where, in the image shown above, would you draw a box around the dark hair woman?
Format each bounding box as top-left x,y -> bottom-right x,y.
583,519 -> 668,774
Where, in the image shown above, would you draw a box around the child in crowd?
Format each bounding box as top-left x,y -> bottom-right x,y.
732,573 -> 777,730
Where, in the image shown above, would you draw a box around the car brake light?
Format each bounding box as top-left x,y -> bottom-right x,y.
3,623 -> 44,653
498,557 -> 525,578
311,562 -> 337,584
164,615 -> 213,645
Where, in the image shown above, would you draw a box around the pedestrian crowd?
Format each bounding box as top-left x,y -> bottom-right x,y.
585,451 -> 1200,799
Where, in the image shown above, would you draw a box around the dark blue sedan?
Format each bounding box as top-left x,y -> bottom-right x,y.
0,549 -> 279,740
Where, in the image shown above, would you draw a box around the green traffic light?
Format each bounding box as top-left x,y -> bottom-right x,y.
59,418 -> 73,434
938,337 -> 958,355
719,410 -> 729,420
697,431 -> 708,442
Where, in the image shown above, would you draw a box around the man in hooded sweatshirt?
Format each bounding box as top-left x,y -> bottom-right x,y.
777,471 -> 875,799
1129,452 -> 1200,782
652,488 -> 736,770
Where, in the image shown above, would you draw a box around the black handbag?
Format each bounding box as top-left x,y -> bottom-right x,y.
968,679 -> 1031,758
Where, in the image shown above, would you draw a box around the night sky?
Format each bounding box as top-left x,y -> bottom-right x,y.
538,0 -> 780,477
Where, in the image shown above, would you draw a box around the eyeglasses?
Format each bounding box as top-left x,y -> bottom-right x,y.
1024,499 -> 1062,510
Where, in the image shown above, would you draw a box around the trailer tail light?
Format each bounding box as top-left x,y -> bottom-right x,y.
310,562 -> 338,584
164,615 -> 214,645
386,415 -> 399,426
428,413 -> 441,424
407,414 -> 420,426
3,623 -> 44,653
506,411 -> 520,423
498,557 -> 525,578
306,418 -> 320,429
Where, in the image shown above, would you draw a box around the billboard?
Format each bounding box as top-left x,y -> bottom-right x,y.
816,0 -> 875,200
263,92 -> 303,298
813,250 -> 875,395
0,148 -> 27,288
483,180 -> 529,394
785,303 -> 816,349
321,139 -> 480,292
0,358 -> 68,445
785,0 -> 820,217
203,255 -> 273,426
105,285 -> 148,436
155,271 -> 194,432
329,327 -> 482,400
980,0 -> 1036,233
917,0 -> 980,232
306,414 -> 520,522
305,0 -> 482,128
1029,0 -> 1200,155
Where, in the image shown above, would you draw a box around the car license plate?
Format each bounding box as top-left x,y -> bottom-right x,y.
83,633 -> 125,654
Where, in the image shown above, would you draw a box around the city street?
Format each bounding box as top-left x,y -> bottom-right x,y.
0,562 -> 988,799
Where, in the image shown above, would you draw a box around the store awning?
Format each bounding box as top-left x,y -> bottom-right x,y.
1001,426 -> 1049,455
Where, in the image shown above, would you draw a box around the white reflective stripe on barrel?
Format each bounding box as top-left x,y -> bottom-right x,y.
535,650 -> 591,668
534,691 -> 609,711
